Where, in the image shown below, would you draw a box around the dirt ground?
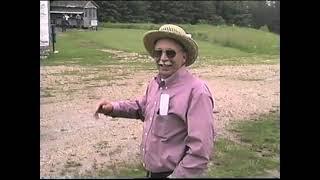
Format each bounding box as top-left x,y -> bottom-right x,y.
40,53 -> 279,177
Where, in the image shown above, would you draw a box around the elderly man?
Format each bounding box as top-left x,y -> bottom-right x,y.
94,24 -> 215,178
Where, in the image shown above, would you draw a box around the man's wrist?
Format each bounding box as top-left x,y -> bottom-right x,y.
104,107 -> 113,115
101,103 -> 113,115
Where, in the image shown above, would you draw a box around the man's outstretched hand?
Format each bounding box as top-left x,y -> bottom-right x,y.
94,99 -> 113,119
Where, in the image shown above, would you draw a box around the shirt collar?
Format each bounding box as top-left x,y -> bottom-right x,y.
154,66 -> 188,89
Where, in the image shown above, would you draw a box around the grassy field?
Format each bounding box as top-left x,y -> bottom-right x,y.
183,24 -> 279,55
42,23 -> 280,178
42,23 -> 279,66
208,111 -> 280,178
101,22 -> 280,55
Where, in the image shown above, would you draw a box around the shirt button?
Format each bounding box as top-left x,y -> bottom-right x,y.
154,102 -> 156,105
150,117 -> 152,121
145,132 -> 147,136
143,148 -> 145,151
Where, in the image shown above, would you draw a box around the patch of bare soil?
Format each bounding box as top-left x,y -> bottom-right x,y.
98,49 -> 152,62
40,50 -> 279,177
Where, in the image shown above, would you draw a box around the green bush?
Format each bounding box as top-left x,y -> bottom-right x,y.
194,32 -> 209,41
209,15 -> 226,25
259,25 -> 270,32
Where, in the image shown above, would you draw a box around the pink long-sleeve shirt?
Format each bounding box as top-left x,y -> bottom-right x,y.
110,66 -> 215,178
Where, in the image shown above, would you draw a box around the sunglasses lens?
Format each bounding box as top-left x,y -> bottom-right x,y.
166,50 -> 176,58
153,50 -> 177,59
153,50 -> 162,58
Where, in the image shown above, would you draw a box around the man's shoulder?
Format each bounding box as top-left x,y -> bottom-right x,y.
146,76 -> 158,88
186,72 -> 206,86
149,76 -> 157,84
187,73 -> 212,95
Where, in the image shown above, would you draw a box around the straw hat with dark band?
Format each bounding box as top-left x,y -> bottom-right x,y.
143,24 -> 198,66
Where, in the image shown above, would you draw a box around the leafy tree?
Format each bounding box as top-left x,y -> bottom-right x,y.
94,0 -> 279,33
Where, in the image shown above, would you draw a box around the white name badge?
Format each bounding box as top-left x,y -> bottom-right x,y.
159,94 -> 170,115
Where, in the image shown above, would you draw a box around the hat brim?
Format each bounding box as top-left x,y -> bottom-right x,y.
143,30 -> 198,66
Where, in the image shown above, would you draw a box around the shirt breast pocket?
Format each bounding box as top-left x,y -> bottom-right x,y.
152,115 -> 170,139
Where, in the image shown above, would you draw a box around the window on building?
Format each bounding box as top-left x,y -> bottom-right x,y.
92,9 -> 96,19
88,8 -> 92,18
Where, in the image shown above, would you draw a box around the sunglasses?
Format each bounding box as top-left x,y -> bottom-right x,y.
153,49 -> 182,59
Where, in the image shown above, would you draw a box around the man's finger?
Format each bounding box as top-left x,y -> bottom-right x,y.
95,103 -> 104,113
102,105 -> 108,110
93,112 -> 99,119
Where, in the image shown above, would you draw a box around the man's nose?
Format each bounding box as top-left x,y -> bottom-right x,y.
160,52 -> 169,61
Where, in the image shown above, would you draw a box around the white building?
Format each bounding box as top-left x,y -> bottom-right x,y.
40,1 -> 51,58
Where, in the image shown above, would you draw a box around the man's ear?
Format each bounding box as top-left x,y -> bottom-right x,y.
182,53 -> 187,64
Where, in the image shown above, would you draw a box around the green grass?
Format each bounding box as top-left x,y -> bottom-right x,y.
230,112 -> 280,156
101,22 -> 161,30
41,29 -> 155,67
185,24 -> 280,55
194,54 -> 278,67
92,27 -> 265,59
40,87 -> 56,98
96,162 -> 146,178
101,23 -> 280,55
41,32 -> 112,66
197,40 -> 254,58
40,90 -> 55,98
208,138 -> 278,178
208,111 -> 280,178
41,25 -> 279,69
76,28 -> 148,53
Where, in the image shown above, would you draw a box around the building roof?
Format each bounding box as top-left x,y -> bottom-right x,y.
50,1 -> 99,8
50,10 -> 84,14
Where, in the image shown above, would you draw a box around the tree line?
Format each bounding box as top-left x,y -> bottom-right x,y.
95,1 -> 280,34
